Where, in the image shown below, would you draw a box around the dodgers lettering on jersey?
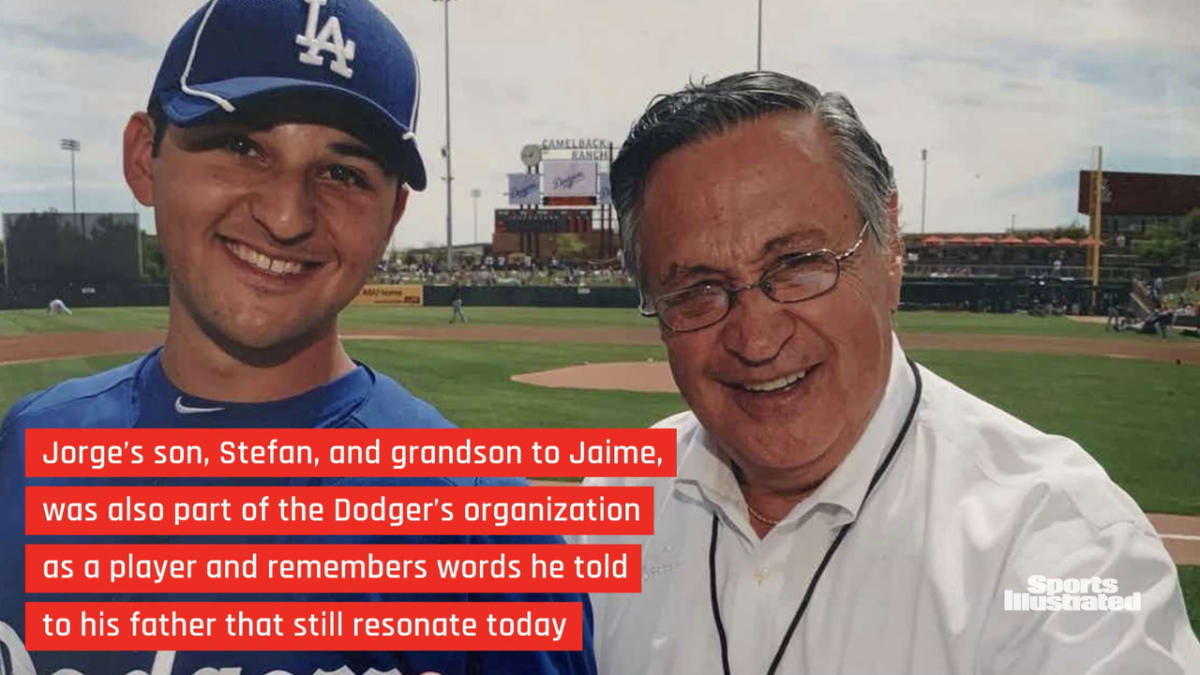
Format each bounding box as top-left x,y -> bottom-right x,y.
0,349 -> 597,675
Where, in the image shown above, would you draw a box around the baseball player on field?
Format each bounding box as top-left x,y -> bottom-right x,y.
46,298 -> 72,315
0,1 -> 596,674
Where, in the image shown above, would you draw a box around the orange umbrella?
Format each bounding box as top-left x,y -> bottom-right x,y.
998,235 -> 1023,244
945,236 -> 971,244
1053,237 -> 1076,245
974,236 -> 996,244
922,236 -> 944,245
1027,236 -> 1051,245
1078,238 -> 1103,246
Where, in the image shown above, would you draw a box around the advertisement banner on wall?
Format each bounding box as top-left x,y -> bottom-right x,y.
352,284 -> 424,306
508,173 -> 541,205
543,160 -> 597,198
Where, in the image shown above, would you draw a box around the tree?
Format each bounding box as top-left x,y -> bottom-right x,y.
1053,224 -> 1089,240
140,231 -> 168,282
1184,208 -> 1200,266
1134,224 -> 1184,268
553,233 -> 589,259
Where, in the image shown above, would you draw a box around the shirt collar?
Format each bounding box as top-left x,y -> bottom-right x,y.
133,347 -> 374,428
673,333 -> 916,530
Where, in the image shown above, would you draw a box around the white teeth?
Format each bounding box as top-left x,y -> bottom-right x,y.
742,370 -> 808,393
225,240 -> 306,276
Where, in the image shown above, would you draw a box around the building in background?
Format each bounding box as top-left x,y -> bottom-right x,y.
1077,170 -> 1200,238
492,138 -> 620,264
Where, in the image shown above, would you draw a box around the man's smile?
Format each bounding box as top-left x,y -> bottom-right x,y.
219,236 -> 325,278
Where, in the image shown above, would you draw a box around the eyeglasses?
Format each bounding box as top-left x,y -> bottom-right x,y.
641,221 -> 871,333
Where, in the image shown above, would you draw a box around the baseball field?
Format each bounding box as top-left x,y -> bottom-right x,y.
2,306 -> 1198,631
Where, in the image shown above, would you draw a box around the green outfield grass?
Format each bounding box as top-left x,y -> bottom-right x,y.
0,306 -> 653,336
1181,566 -> 1200,637
1,341 -> 1197,632
3,305 -> 1195,341
0,306 -> 170,335
910,350 -> 1199,515
2,340 -> 1195,514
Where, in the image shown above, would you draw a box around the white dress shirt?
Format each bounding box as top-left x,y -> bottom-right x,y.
581,335 -> 1199,674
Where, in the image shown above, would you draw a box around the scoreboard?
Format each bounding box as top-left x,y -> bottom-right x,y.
494,209 -> 593,233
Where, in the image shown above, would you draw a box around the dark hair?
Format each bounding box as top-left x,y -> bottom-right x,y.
148,100 -> 169,157
611,71 -> 896,288
145,93 -> 405,178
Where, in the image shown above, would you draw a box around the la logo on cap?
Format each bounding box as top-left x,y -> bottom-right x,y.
296,0 -> 356,79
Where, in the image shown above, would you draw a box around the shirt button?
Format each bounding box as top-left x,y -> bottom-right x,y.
753,567 -> 771,584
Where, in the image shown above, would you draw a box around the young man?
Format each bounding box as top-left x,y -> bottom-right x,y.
0,1 -> 595,673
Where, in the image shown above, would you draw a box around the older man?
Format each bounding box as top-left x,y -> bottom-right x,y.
582,72 -> 1198,674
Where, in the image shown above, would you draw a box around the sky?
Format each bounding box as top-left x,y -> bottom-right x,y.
1,0 -> 1198,249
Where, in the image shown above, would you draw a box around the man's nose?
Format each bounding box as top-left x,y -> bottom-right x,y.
719,286 -> 794,365
248,169 -> 317,244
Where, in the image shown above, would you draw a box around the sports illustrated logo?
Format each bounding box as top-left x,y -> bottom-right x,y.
1003,575 -> 1142,612
174,396 -> 225,415
1,621 -> 428,675
296,0 -> 356,79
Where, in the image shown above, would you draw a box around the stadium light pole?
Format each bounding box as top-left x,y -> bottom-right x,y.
434,0 -> 455,272
471,188 -> 481,244
60,139 -> 80,226
756,0 -> 763,69
920,148 -> 927,234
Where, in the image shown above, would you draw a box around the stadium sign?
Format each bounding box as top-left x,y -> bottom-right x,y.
352,285 -> 423,306
543,160 -> 597,198
540,138 -> 612,161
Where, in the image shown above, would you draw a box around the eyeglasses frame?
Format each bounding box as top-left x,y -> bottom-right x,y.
639,220 -> 873,333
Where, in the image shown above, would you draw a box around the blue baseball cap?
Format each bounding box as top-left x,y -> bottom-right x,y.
150,0 -> 426,190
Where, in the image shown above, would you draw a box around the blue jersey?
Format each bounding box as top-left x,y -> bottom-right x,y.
0,349 -> 597,675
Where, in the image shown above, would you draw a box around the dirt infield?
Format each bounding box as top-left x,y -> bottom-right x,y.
513,361 -> 678,392
3,324 -> 1200,366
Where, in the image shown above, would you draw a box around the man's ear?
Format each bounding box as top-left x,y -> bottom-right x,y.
386,184 -> 410,241
884,190 -> 903,312
124,113 -> 157,207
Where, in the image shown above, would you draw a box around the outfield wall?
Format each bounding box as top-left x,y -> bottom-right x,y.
0,283 -> 168,310
423,285 -> 639,308
0,278 -> 1131,312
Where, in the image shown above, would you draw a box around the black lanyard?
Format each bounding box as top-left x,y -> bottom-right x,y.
709,358 -> 923,675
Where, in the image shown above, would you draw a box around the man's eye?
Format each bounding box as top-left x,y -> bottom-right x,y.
327,164 -> 369,188
662,283 -> 725,311
224,135 -> 259,157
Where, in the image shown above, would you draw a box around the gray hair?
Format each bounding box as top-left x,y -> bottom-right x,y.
611,71 -> 896,292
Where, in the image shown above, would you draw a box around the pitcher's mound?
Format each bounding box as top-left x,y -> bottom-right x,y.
511,361 -> 679,393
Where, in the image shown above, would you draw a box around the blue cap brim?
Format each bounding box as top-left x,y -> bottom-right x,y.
158,77 -> 427,191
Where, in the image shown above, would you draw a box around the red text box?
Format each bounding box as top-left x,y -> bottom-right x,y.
26,544 -> 641,594
25,428 -> 676,478
26,601 -> 582,651
26,486 -> 653,536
